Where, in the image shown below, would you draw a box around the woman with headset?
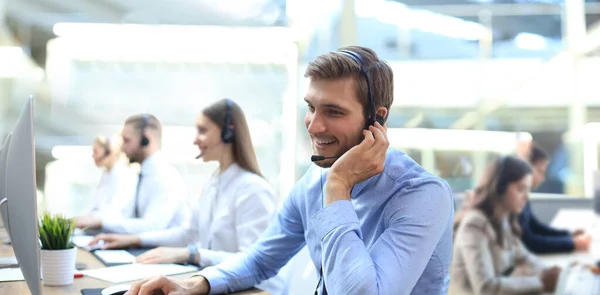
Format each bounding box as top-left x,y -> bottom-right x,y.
76,135 -> 138,226
89,99 -> 285,294
451,155 -> 561,295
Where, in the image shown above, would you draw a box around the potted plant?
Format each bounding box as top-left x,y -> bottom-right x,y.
38,212 -> 77,286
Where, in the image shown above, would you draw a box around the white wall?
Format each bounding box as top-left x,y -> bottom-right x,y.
297,57 -> 600,108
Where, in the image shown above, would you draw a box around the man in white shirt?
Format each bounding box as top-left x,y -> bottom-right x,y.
76,114 -> 189,234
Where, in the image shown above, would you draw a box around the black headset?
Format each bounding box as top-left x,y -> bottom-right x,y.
140,114 -> 150,147
337,49 -> 385,129
221,98 -> 234,143
103,136 -> 111,157
496,155 -> 508,195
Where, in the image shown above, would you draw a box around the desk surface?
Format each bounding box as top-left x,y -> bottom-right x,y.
0,233 -> 267,295
538,208 -> 600,267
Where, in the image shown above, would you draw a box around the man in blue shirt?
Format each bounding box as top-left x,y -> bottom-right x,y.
125,46 -> 454,295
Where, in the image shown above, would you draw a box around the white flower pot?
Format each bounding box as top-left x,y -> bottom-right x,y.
40,248 -> 77,286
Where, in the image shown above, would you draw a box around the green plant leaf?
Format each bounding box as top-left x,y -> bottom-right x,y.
38,212 -> 75,250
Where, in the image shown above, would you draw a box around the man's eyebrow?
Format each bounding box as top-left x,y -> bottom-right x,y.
323,104 -> 349,112
304,98 -> 350,112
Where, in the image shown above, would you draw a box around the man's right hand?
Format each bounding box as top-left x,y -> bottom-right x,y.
574,234 -> 592,251
89,233 -> 140,250
124,275 -> 210,295
540,266 -> 561,293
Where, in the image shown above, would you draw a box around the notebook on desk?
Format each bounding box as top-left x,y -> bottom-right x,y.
91,248 -> 154,267
80,263 -> 199,284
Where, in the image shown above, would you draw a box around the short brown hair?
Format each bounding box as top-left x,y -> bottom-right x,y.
304,46 -> 394,121
529,143 -> 549,165
124,114 -> 162,141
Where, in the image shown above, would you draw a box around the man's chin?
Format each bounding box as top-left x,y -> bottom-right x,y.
313,158 -> 336,168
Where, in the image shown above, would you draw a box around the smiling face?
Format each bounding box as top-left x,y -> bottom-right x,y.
304,77 -> 366,168
193,114 -> 224,163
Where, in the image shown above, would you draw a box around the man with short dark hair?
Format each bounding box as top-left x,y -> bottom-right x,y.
518,144 -> 592,254
78,114 -> 189,237
125,46 -> 454,295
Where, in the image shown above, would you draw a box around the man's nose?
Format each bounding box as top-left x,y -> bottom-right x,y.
307,113 -> 326,134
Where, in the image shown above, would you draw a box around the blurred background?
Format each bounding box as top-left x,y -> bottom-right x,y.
1,0 -> 600,217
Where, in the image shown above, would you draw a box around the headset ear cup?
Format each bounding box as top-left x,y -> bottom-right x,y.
141,136 -> 149,147
376,115 -> 385,125
222,128 -> 234,143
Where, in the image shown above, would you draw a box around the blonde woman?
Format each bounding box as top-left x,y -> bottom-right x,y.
76,135 -> 138,225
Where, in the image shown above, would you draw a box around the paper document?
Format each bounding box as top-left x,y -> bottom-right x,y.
0,256 -> 18,265
81,264 -> 198,283
0,268 -> 24,282
94,250 -> 136,264
72,235 -> 104,251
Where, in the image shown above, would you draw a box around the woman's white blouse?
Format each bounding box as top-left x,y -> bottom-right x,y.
139,163 -> 278,266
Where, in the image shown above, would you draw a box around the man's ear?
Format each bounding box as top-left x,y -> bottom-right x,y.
376,107 -> 388,124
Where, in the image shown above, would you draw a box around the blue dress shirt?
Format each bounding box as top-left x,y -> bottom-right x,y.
200,149 -> 454,295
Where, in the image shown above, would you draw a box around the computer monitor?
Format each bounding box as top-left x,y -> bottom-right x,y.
0,133 -> 12,212
0,133 -> 12,230
0,96 -> 42,295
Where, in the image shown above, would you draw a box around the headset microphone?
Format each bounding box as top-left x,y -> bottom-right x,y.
311,155 -> 342,162
194,140 -> 224,160
195,144 -> 213,159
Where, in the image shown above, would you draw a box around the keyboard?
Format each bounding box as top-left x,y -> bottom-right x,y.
558,265 -> 600,295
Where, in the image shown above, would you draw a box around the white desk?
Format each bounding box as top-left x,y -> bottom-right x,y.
538,209 -> 600,268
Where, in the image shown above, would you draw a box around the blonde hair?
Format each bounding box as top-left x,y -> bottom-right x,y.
93,134 -> 121,156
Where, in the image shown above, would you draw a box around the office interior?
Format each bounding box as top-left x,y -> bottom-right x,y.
3,0 -> 600,294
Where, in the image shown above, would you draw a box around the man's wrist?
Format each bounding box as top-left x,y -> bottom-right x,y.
186,244 -> 199,265
325,175 -> 353,205
184,275 -> 210,295
130,235 -> 141,247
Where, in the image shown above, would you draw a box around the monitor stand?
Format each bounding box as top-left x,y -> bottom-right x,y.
0,198 -> 12,244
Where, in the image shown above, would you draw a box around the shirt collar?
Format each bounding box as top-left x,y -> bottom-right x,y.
140,151 -> 162,176
217,163 -> 242,186
107,160 -> 125,176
